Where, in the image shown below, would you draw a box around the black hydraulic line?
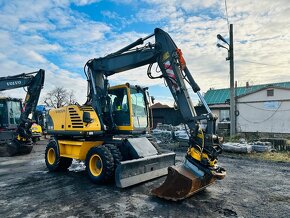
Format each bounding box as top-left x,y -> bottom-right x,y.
112,33 -> 155,55
183,67 -> 200,92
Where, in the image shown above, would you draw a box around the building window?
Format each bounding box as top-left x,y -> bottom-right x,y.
220,109 -> 230,122
267,89 -> 274,96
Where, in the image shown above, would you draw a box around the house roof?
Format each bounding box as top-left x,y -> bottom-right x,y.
204,81 -> 290,105
236,85 -> 290,99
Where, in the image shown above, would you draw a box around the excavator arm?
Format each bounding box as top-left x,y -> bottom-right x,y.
85,29 -> 221,157
84,28 -> 226,200
0,69 -> 45,156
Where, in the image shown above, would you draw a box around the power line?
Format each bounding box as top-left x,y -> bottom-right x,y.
239,102 -> 282,124
224,0 -> 230,31
244,102 -> 290,112
238,60 -> 289,68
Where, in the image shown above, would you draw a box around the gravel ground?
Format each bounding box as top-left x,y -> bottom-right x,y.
0,139 -> 289,218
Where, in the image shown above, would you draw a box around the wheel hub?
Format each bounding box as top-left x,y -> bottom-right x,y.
90,154 -> 103,176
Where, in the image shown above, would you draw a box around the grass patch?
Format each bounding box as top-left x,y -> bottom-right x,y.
224,151 -> 290,163
247,151 -> 290,162
158,142 -> 290,162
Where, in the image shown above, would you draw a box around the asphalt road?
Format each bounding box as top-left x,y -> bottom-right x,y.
0,139 -> 289,218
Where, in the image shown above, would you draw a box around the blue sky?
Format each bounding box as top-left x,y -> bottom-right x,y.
0,0 -> 289,106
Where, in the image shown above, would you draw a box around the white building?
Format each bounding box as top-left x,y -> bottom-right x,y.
237,86 -> 290,134
204,82 -> 290,134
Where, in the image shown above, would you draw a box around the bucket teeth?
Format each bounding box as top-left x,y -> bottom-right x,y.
151,164 -> 216,201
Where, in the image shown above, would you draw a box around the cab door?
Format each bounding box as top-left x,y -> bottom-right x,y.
109,85 -> 132,131
108,84 -> 148,133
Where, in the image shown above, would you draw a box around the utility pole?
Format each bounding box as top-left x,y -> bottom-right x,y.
229,24 -> 236,136
217,24 -> 236,136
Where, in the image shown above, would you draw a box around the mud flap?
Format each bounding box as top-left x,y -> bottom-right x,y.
115,152 -> 175,188
151,161 -> 216,201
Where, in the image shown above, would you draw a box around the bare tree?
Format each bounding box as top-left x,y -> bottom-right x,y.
44,87 -> 76,108
68,90 -> 76,105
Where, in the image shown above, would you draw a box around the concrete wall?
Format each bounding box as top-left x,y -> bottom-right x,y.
237,88 -> 290,133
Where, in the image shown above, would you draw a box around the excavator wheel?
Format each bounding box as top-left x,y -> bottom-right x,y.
45,140 -> 72,171
85,146 -> 114,184
104,144 -> 122,169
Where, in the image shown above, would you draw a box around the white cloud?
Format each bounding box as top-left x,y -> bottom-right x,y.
72,0 -> 101,6
0,0 -> 290,109
49,22 -> 111,45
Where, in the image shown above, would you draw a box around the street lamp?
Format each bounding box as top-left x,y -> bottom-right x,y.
217,24 -> 236,136
217,34 -> 229,45
216,43 -> 229,50
216,43 -> 230,61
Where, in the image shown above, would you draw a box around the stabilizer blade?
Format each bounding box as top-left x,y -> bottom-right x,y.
115,152 -> 175,188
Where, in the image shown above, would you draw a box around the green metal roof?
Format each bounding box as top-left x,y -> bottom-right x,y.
204,81 -> 290,105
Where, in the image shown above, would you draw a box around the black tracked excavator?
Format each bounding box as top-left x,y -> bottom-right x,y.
0,69 -> 45,156
45,28 -> 226,200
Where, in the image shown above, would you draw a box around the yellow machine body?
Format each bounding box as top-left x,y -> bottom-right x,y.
46,84 -> 149,160
47,105 -> 103,159
48,105 -> 101,133
58,140 -> 103,160
47,84 -> 148,136
31,123 -> 42,134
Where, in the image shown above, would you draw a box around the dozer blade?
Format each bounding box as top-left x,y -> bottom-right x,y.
115,152 -> 175,188
151,161 -> 216,201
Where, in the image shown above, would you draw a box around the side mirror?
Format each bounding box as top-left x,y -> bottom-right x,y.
83,112 -> 91,123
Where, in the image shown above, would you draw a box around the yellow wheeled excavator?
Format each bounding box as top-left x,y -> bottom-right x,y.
45,28 -> 226,201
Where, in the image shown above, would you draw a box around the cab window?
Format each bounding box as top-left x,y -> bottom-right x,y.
7,101 -> 22,125
130,88 -> 147,128
109,88 -> 130,126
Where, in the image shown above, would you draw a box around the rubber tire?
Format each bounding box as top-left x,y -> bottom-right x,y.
104,144 -> 122,169
45,140 -> 72,172
85,146 -> 114,184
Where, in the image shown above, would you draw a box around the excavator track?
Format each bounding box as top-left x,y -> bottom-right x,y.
0,140 -> 33,157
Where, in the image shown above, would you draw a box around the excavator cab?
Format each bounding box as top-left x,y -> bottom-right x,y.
0,97 -> 34,156
108,84 -> 148,134
0,98 -> 22,130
